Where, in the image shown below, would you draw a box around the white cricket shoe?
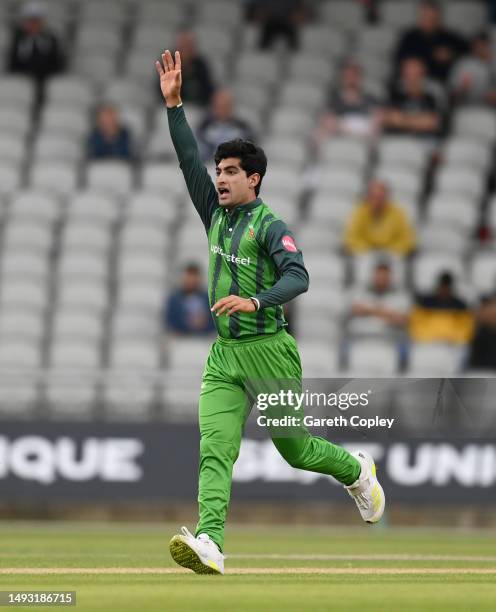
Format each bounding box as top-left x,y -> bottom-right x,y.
344,450 -> 385,524
169,526 -> 225,575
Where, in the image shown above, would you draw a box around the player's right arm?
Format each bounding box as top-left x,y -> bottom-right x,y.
155,50 -> 218,230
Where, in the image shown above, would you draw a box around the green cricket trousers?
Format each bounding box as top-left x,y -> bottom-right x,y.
196,328 -> 360,550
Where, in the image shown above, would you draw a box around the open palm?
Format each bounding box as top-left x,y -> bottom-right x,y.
155,50 -> 182,106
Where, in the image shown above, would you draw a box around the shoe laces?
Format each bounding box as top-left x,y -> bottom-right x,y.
346,488 -> 369,510
181,526 -> 195,539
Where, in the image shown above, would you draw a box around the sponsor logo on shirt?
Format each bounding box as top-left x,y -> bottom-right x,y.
282,235 -> 297,252
211,244 -> 251,265
247,226 -> 256,240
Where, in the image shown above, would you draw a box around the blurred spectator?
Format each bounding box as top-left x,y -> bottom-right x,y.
7,2 -> 65,104
317,59 -> 382,141
197,89 -> 255,161
383,58 -> 441,139
394,0 -> 467,83
164,263 -> 215,336
174,31 -> 214,107
87,105 -> 133,161
347,260 -> 410,340
344,179 -> 416,256
468,293 -> 496,371
409,272 -> 474,344
450,32 -> 496,106
248,0 -> 308,51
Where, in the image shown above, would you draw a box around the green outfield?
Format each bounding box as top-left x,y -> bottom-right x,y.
0,521 -> 495,611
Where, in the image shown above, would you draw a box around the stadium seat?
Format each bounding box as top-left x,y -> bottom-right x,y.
351,253 -> 407,288
32,134 -> 83,164
132,23 -> 176,52
380,0 -> 419,30
79,0 -> 128,26
72,53 -> 116,85
50,339 -> 101,370
300,26 -> 346,58
75,24 -> 122,53
102,375 -> 156,421
58,252 -> 109,282
262,139 -> 307,169
117,281 -> 165,313
453,107 -> 496,143
86,162 -> 134,197
168,338 -> 212,371
57,280 -> 108,314
0,108 -> 31,139
309,194 -> 355,227
103,78 -> 153,110
377,137 -> 429,172
298,222 -> 343,253
320,0 -> 365,31
0,134 -> 27,165
45,76 -> 95,110
30,161 -> 79,196
321,138 -> 370,172
356,26 -> 398,58
1,251 -> 50,282
408,343 -> 463,376
288,53 -> 335,85
194,24 -> 234,56
0,338 -> 42,369
376,165 -> 423,200
270,108 -> 315,140
0,76 -> 35,111
44,375 -> 98,420
137,0 -> 184,26
118,252 -> 167,283
118,106 -> 147,145
126,192 -> 178,225
3,220 -> 53,254
348,339 -> 398,376
296,342 -> 340,377
62,221 -> 113,254
144,125 -> 177,160
470,252 -> 496,295
120,222 -> 168,252
444,0 -> 487,37
68,191 -> 121,225
442,138 -> 491,171
0,378 -> 39,418
0,162 -> 22,196
317,168 -> 364,198
278,82 -> 326,113
9,191 -> 61,225
111,310 -> 162,341
198,0 -> 242,26
237,52 -> 280,86
39,105 -> 89,139
110,339 -> 160,370
0,309 -> 44,342
261,167 -> 303,199
426,195 -> 478,234
300,254 -> 345,286
412,253 -> 465,293
435,167 -> 485,201
141,162 -> 186,196
418,223 -> 470,254
52,309 -> 104,343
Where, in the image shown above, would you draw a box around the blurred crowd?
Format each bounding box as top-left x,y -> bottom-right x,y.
3,0 -> 496,374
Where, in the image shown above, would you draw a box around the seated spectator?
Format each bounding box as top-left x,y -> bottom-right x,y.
450,32 -> 496,106
197,89 -> 255,161
468,293 -> 496,371
164,263 -> 215,336
409,272 -> 474,344
87,105 -> 133,161
382,58 -> 441,139
347,260 -> 410,344
317,59 -> 382,141
248,0 -> 308,51
174,31 -> 214,107
344,179 -> 416,256
7,2 -> 65,104
394,0 -> 467,84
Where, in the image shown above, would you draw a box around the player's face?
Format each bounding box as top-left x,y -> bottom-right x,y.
215,157 -> 259,207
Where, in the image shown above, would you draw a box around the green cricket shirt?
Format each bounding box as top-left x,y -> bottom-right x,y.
167,105 -> 309,339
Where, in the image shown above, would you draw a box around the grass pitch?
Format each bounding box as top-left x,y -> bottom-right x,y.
0,521 -> 495,611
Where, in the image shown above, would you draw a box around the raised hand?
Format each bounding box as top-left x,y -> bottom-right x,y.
155,50 -> 182,108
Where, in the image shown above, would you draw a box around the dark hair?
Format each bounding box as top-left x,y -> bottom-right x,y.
184,262 -> 201,274
214,139 -> 267,196
438,271 -> 454,287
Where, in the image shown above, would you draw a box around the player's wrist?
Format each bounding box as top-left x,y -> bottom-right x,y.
249,297 -> 260,312
166,96 -> 182,109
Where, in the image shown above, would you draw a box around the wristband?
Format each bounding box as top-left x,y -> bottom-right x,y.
250,297 -> 260,311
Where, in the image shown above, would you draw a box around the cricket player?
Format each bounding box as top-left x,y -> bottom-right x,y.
155,50 -> 385,575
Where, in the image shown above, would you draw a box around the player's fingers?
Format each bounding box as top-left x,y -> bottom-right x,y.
175,50 -> 181,71
211,296 -> 232,311
161,52 -> 169,72
164,49 -> 175,71
155,60 -> 164,77
227,305 -> 241,316
213,298 -> 237,316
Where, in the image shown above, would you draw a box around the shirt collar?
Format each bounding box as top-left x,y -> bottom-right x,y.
224,197 -> 262,215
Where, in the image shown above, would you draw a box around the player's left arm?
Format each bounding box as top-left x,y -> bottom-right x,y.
253,219 -> 309,309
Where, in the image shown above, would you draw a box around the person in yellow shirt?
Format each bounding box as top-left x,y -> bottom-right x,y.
344,179 -> 416,255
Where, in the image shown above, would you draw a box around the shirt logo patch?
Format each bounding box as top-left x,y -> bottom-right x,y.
282,235 -> 297,252
247,226 -> 255,240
